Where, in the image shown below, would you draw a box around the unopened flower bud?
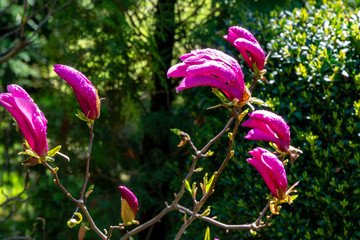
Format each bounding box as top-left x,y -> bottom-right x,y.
119,186 -> 138,223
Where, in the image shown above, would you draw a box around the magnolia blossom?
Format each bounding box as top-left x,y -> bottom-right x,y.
0,85 -> 48,156
248,147 -> 287,199
53,65 -> 100,120
242,110 -> 290,152
224,26 -> 265,72
119,186 -> 138,222
167,48 -> 245,101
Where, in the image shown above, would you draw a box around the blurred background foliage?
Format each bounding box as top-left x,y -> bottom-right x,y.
0,0 -> 359,239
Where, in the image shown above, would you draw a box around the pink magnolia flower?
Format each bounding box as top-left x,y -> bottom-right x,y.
167,48 -> 245,101
53,65 -> 100,120
224,26 -> 265,72
242,110 -> 290,152
248,147 -> 287,199
119,186 -> 138,222
0,85 -> 48,156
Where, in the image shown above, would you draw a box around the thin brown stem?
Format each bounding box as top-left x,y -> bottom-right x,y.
255,200 -> 270,225
249,75 -> 258,93
77,204 -> 107,240
120,205 -> 176,240
42,161 -> 107,239
177,204 -> 273,230
42,161 -> 78,204
120,116 -> 235,240
175,113 -> 241,239
80,123 -> 95,201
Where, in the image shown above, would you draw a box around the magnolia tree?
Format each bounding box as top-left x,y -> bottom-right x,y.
0,26 -> 301,239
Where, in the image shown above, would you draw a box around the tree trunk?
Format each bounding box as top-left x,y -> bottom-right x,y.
140,0 -> 176,239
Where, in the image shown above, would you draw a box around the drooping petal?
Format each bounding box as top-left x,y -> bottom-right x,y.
262,152 -> 287,195
248,148 -> 277,197
224,26 -> 265,72
233,38 -> 265,71
248,148 -> 287,198
53,65 -> 100,120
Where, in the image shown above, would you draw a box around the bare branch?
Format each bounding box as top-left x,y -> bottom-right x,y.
0,0 -> 72,64
120,116 -> 236,240
26,0 -> 57,41
53,0 -> 72,13
0,167 -> 30,207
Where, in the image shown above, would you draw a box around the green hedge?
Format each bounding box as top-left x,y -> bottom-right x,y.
173,1 -> 360,239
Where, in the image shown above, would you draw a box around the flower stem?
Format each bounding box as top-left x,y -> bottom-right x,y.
174,112 -> 241,240
119,116 -> 235,240
43,160 -> 107,239
80,123 -> 94,201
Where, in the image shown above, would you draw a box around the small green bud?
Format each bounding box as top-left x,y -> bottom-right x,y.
206,151 -> 214,157
250,229 -> 257,236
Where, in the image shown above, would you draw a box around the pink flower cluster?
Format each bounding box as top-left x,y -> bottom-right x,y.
0,66 -> 100,157
168,26 -> 292,199
167,26 -> 265,102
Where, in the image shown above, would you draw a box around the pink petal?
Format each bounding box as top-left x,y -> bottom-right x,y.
248,110 -> 290,151
0,85 -> 48,156
224,26 -> 265,71
228,26 -> 259,44
248,148 -> 287,198
244,129 -> 283,147
262,153 -> 287,194
169,48 -> 244,101
248,148 -> 277,197
242,118 -> 275,136
175,76 -> 239,99
167,63 -> 188,77
234,39 -> 265,71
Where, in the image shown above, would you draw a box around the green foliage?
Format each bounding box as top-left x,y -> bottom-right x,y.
259,2 -> 360,239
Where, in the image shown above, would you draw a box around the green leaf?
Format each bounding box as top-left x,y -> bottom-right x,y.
170,128 -> 182,136
75,110 -> 93,123
24,140 -> 31,149
250,97 -> 268,107
18,149 -> 39,158
184,180 -> 192,195
204,226 -> 210,240
85,184 -> 95,198
212,88 -> 228,103
205,172 -> 216,193
290,194 -> 299,201
201,205 -> 211,216
45,156 -> 55,162
47,145 -> 61,157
